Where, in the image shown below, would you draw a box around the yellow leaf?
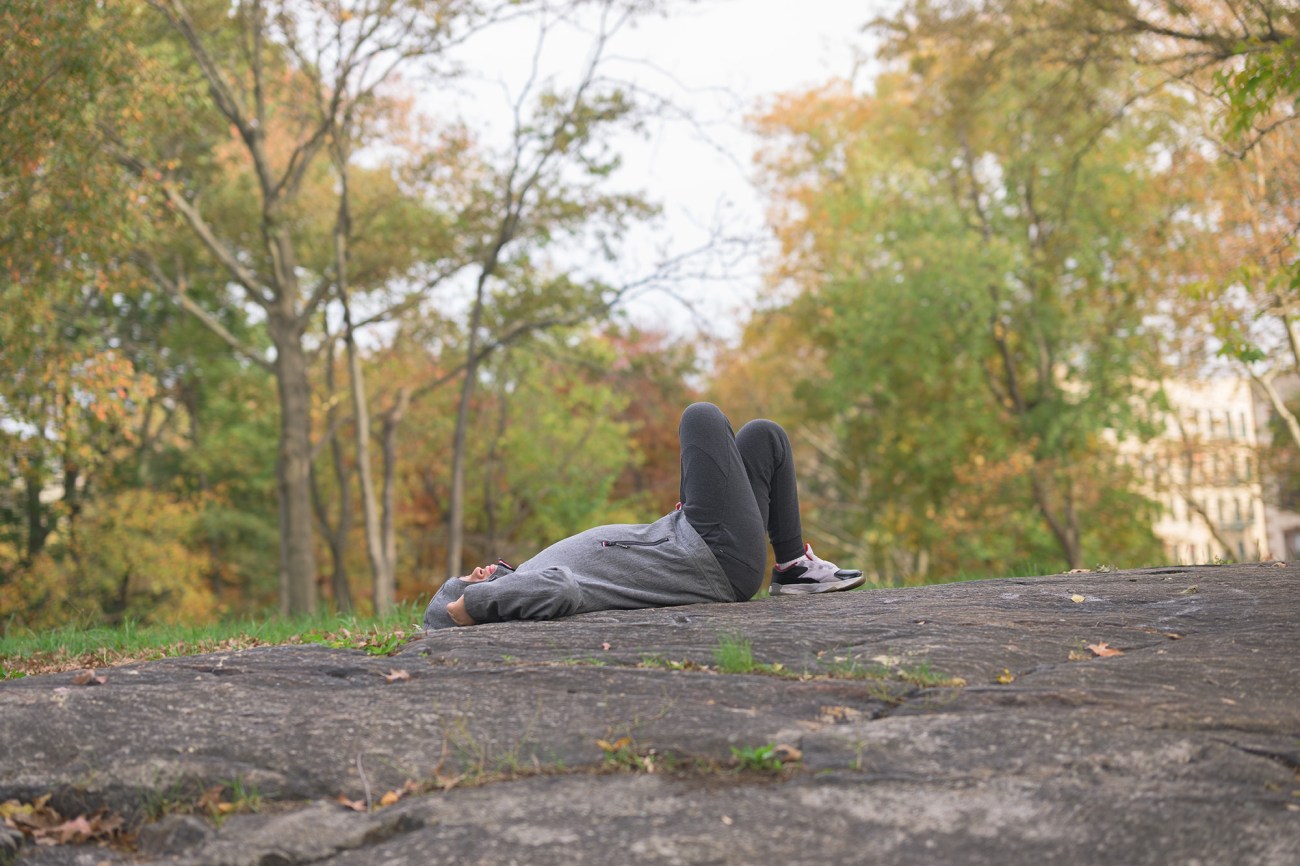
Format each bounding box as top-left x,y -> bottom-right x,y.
0,800 -> 33,820
379,791 -> 400,807
1070,594 -> 1085,603
995,668 -> 1015,684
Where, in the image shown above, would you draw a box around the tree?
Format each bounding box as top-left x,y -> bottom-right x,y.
440,1 -> 659,577
748,3 -> 1186,573
112,0 -> 500,613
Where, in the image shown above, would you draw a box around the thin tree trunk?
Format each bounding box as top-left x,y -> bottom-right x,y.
1030,468 -> 1082,569
272,319 -> 318,615
22,468 -> 48,564
447,273 -> 489,578
314,328 -> 354,613
340,281 -> 390,613
380,387 -> 410,589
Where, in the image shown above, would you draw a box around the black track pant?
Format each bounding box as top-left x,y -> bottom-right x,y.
677,402 -> 805,601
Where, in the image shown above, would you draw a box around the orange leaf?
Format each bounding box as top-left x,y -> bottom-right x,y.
336,794 -> 366,812
382,669 -> 410,683
1086,642 -> 1124,658
378,790 -> 400,807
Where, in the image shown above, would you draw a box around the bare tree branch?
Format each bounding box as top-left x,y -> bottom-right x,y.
131,251 -> 274,371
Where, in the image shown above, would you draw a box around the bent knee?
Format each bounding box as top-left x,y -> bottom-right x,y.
736,418 -> 789,449
680,401 -> 726,430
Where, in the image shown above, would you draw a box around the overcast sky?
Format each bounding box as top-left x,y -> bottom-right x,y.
437,0 -> 891,341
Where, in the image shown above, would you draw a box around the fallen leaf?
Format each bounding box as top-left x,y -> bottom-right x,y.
995,668 -> 1016,684
773,743 -> 803,762
1163,632 -> 1183,640
215,802 -> 236,814
52,815 -> 94,844
71,669 -> 107,686
596,736 -> 633,753
0,800 -> 32,820
721,815 -> 733,825
1067,650 -> 1090,661
336,794 -> 366,812
601,642 -> 611,651
1271,561 -> 1286,567
1179,584 -> 1199,595
379,790 -> 401,807
382,669 -> 410,683
1071,594 -> 1085,604
1068,568 -> 1091,574
1086,642 -> 1124,658
818,705 -> 862,724
197,785 -> 225,812
1221,697 -> 1237,705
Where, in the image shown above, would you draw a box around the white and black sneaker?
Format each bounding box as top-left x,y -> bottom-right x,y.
770,544 -> 865,595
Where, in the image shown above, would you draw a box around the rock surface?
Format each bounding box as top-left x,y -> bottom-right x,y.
1,564 -> 1298,865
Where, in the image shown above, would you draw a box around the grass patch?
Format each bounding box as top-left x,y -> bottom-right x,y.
730,743 -> 787,773
711,632 -> 789,676
0,601 -> 426,678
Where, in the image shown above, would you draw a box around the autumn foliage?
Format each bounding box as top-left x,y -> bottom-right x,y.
1,0 -> 1296,630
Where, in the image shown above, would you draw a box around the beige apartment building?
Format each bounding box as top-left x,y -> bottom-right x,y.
1121,378 -> 1275,565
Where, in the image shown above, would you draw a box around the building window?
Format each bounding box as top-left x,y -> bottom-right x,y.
1286,529 -> 1300,559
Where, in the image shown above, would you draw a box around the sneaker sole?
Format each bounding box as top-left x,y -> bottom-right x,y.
771,574 -> 866,595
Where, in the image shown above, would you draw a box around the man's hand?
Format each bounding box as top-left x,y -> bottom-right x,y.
446,595 -> 476,626
446,564 -> 496,626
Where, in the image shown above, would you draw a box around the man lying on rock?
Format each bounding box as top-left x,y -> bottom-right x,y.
423,402 -> 864,630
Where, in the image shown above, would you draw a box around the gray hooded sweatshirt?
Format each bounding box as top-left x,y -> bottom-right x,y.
422,509 -> 737,630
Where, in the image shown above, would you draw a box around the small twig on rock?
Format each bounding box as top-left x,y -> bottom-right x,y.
356,753 -> 372,812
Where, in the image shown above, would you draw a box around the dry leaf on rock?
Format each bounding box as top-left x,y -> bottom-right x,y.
1071,594 -> 1085,603
379,790 -> 401,807
596,736 -> 633,753
773,744 -> 803,762
1068,568 -> 1091,574
2,797 -> 123,846
1067,650 -> 1090,661
336,794 -> 367,812
818,705 -> 862,724
1086,642 -> 1124,657
995,668 -> 1016,684
196,784 -> 226,813
601,642 -> 611,651
71,669 -> 107,686
382,669 -> 410,683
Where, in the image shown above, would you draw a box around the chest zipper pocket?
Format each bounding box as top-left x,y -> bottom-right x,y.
599,537 -> 670,549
